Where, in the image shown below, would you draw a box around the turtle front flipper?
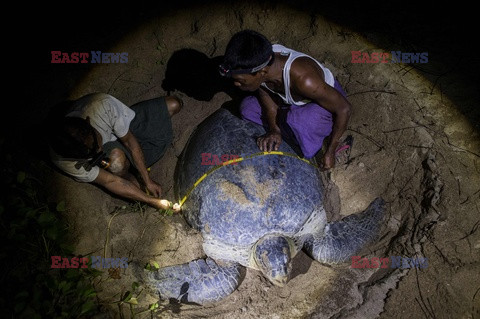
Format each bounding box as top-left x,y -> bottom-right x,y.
143,258 -> 243,304
304,197 -> 385,264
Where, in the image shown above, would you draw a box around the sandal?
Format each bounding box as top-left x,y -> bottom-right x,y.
335,135 -> 353,165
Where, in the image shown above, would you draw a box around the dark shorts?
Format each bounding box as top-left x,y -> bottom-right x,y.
103,97 -> 173,168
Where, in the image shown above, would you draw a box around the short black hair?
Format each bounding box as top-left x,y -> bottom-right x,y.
222,30 -> 273,71
47,116 -> 96,159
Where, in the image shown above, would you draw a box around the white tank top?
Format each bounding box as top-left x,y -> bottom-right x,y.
261,44 -> 335,106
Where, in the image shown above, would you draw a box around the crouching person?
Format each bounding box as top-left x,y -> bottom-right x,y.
47,92 -> 182,211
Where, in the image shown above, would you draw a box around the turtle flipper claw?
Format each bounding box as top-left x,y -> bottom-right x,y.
144,258 -> 243,304
304,198 -> 385,264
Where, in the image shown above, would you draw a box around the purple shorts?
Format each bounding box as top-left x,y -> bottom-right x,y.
239,80 -> 347,159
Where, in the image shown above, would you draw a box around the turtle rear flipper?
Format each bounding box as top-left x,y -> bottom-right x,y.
143,258 -> 243,304
304,197 -> 385,264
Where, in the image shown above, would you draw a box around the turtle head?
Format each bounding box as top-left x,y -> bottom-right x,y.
253,235 -> 292,286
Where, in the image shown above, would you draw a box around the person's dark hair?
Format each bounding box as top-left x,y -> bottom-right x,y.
47,116 -> 96,159
222,30 -> 274,71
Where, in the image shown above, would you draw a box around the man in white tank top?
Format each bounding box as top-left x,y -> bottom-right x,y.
219,30 -> 352,170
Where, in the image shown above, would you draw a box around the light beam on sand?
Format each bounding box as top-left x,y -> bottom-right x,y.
58,2 -> 479,318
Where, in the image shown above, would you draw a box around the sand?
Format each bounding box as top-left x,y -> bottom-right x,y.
14,2 -> 480,318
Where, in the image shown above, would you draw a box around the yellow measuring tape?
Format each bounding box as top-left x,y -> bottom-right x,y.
178,151 -> 316,207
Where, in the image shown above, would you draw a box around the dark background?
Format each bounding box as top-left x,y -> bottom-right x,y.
7,1 -> 479,163
2,2 -> 478,317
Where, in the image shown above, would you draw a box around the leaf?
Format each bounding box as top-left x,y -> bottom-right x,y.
145,261 -> 159,271
122,291 -> 132,302
56,201 -> 66,212
61,281 -> 72,293
37,211 -> 56,226
59,243 -> 74,255
82,287 -> 97,298
14,302 -> 26,314
68,268 -> 84,278
46,225 -> 59,240
58,280 -> 67,291
131,281 -> 140,291
126,297 -> 138,305
16,171 -> 26,184
45,276 -> 57,290
149,302 -> 159,310
80,300 -> 97,315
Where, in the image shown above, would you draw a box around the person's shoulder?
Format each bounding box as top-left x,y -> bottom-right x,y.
77,92 -> 121,105
272,44 -> 294,55
49,148 -> 99,183
291,57 -> 324,79
289,59 -> 328,95
89,92 -> 112,99
96,93 -> 127,107
82,93 -> 126,111
71,93 -> 108,111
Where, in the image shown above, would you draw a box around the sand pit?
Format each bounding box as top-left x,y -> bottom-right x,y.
11,2 -> 479,318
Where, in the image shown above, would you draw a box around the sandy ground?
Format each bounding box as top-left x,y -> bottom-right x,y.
12,2 -> 479,318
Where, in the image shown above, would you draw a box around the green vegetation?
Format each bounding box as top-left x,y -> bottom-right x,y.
0,151 -> 101,318
0,138 -> 176,318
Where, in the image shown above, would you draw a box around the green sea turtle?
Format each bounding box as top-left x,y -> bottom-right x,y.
143,108 -> 384,304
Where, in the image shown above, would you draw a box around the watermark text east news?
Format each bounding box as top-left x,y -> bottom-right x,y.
51,51 -> 128,63
201,153 -> 239,166
351,256 -> 428,269
351,51 -> 428,63
51,256 -> 128,269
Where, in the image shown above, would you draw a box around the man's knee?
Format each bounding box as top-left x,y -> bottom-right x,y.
239,96 -> 260,120
107,148 -> 130,176
165,96 -> 183,117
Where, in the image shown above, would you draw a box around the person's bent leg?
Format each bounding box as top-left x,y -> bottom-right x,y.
129,98 -> 174,167
286,79 -> 347,159
240,96 -> 301,154
106,148 -> 142,188
286,103 -> 333,159
107,148 -> 130,176
239,96 -> 266,126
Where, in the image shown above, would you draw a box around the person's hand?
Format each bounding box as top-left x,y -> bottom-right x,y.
257,131 -> 282,152
320,150 -> 335,171
145,179 -> 162,198
155,199 -> 181,213
172,203 -> 181,212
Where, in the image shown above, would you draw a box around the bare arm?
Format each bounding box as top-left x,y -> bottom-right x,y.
256,87 -> 282,151
119,130 -> 162,197
291,58 -> 352,169
93,169 -> 174,210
